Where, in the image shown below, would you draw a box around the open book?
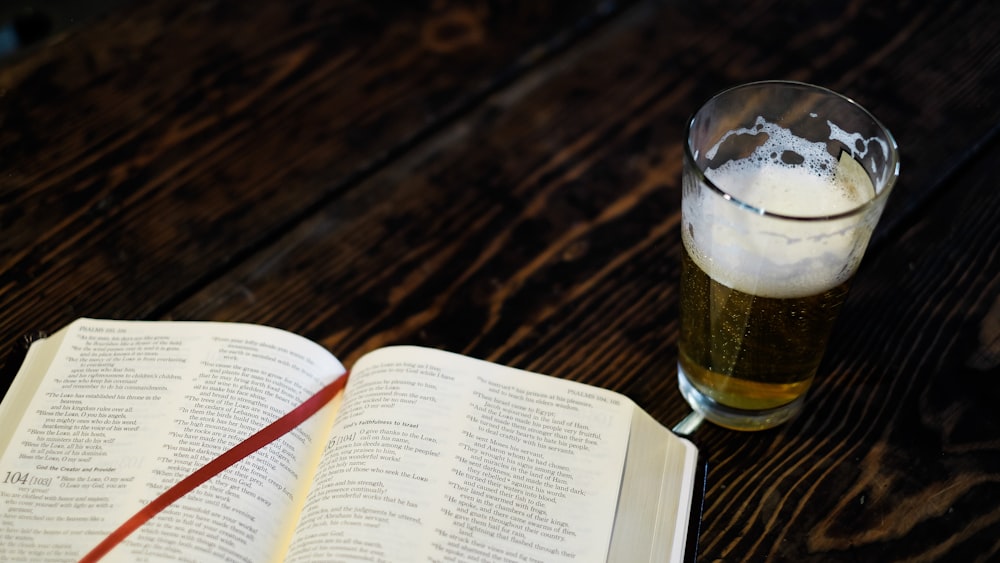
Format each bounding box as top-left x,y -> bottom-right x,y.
0,318 -> 701,562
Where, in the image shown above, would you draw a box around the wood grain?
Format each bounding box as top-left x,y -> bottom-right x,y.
165,1 -> 1000,560
694,140 -> 1000,560
1,0 -> 998,560
0,0 -> 627,346
160,0 -> 1000,383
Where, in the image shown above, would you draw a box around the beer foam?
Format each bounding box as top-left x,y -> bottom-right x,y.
829,121 -> 892,188
684,118 -> 877,298
707,163 -> 864,217
705,117 -> 864,215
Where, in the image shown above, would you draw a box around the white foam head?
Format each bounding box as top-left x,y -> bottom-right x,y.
684,118 -> 880,298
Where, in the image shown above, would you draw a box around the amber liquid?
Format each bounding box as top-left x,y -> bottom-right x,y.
678,247 -> 851,411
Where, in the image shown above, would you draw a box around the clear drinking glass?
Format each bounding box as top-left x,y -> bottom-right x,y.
677,81 -> 899,431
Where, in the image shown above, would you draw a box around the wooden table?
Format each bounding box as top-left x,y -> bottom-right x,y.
2,0 -> 998,560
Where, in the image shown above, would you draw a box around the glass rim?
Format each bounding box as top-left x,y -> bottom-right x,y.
684,80 -> 900,222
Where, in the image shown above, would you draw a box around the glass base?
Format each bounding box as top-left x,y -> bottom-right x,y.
677,366 -> 805,431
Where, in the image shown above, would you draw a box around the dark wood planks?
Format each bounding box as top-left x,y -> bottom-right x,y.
693,139 -> 1000,560
0,0 -> 626,349
0,0 -> 998,560
163,0 -> 1000,382
161,1 -> 1000,560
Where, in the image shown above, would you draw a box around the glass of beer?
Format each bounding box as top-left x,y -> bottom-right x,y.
677,81 -> 899,430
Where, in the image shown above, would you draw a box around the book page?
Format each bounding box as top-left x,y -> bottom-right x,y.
0,318 -> 344,563
607,408 -> 698,562
285,346 -> 634,563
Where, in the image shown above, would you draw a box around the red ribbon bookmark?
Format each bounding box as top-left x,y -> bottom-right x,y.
79,371 -> 349,563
